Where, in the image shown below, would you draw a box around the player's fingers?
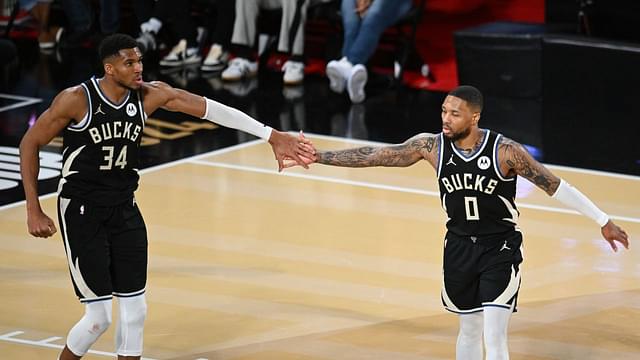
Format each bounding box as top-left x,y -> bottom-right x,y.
293,153 -> 309,169
609,239 -> 618,252
277,156 -> 284,172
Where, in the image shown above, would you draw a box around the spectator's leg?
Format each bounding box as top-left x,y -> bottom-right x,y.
345,0 -> 412,65
210,0 -> 236,49
60,0 -> 92,34
99,0 -> 120,34
169,0 -> 198,48
231,0 -> 262,48
132,0 -> 155,24
340,0 -> 360,59
277,0 -> 308,56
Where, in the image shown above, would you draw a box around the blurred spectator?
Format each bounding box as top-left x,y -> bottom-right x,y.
222,0 -> 309,86
58,0 -> 120,48
19,0 -> 61,49
326,0 -> 412,103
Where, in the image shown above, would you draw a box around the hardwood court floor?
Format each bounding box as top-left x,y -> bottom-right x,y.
1,134 -> 638,359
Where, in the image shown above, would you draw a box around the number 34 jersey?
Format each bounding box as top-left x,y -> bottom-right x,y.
437,130 -> 519,236
59,77 -> 145,206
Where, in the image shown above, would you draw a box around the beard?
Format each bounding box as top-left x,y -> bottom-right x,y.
446,126 -> 471,142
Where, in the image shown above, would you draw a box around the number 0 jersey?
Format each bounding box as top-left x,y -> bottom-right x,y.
437,130 -> 519,236
58,77 -> 146,206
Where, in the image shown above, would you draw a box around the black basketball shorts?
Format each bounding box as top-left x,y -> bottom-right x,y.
57,196 -> 148,303
441,230 -> 523,313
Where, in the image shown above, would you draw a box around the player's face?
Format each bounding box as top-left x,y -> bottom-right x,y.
441,95 -> 479,141
110,48 -> 144,90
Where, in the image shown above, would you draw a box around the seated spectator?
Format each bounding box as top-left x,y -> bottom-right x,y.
222,0 -> 309,86
326,0 -> 412,103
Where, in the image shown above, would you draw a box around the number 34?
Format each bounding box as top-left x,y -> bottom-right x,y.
99,145 -> 128,170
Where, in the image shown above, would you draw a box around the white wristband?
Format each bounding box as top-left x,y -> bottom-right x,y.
201,97 -> 272,140
552,179 -> 609,227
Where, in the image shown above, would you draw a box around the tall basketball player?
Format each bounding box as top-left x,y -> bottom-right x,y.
288,85 -> 629,360
19,34 -> 315,360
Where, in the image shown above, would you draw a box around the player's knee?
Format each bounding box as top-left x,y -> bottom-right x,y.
87,300 -> 113,334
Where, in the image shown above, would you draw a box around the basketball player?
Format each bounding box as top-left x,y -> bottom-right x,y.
19,34 -> 315,360
288,85 -> 630,359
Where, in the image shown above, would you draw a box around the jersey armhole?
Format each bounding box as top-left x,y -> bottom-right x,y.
436,133 -> 444,178
67,84 -> 92,132
493,134 -> 516,182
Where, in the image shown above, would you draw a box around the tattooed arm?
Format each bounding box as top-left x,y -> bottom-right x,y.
498,137 -> 560,195
317,133 -> 440,169
498,136 -> 629,251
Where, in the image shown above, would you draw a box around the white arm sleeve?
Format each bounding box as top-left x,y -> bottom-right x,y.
552,179 -> 609,227
201,97 -> 272,140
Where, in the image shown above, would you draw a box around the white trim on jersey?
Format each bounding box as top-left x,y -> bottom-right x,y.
67,83 -> 92,132
59,197 -> 100,300
113,288 -> 146,298
492,134 -> 515,182
437,132 -> 444,178
90,77 -> 131,109
137,96 -> 146,128
450,128 -> 490,162
498,194 -> 519,225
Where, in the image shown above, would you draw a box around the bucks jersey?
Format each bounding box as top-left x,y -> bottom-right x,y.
437,130 -> 518,236
58,77 -> 145,206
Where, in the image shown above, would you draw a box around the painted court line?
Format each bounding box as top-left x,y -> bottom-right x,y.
0,139 -> 265,212
0,94 -> 42,113
0,331 -> 158,359
189,159 -> 640,224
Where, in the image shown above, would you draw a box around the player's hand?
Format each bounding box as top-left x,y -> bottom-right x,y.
27,209 -> 57,238
268,130 -> 316,172
282,131 -> 317,169
601,220 -> 629,252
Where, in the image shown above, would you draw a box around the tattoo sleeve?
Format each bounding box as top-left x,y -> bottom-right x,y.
317,134 -> 438,168
500,137 -> 560,195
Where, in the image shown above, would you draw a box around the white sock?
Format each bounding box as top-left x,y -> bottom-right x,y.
456,312 -> 483,360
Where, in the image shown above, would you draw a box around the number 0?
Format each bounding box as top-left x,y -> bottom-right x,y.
464,196 -> 479,220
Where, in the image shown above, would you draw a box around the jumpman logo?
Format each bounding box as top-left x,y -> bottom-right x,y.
500,240 -> 511,252
446,155 -> 456,166
94,103 -> 106,115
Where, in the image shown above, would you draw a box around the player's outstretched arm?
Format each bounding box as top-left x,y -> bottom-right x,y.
19,87 -> 81,238
286,133 -> 440,169
499,137 -> 629,251
143,81 -> 315,171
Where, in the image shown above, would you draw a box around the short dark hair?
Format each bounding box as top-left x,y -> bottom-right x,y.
98,33 -> 139,63
448,85 -> 483,112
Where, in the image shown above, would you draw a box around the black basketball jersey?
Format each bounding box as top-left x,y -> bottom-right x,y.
58,77 -> 145,206
437,129 -> 519,236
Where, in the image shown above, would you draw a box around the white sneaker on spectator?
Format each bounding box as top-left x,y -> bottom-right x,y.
136,31 -> 156,53
160,39 -> 201,67
282,60 -> 304,85
326,57 -> 352,93
347,64 -> 367,103
222,57 -> 258,81
201,44 -> 229,72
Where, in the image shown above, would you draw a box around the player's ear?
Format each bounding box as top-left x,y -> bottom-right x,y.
104,63 -> 113,76
472,112 -> 481,125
